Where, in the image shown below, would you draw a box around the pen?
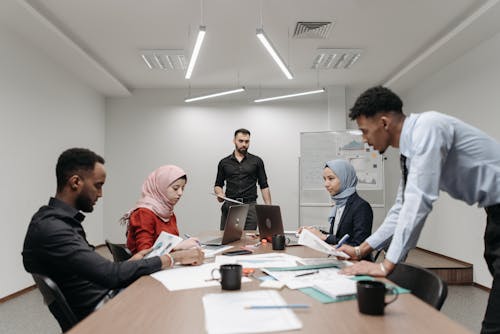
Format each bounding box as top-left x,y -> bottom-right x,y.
294,270 -> 319,277
335,234 -> 350,249
245,304 -> 310,309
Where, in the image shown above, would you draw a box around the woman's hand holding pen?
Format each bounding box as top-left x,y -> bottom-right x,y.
174,238 -> 201,250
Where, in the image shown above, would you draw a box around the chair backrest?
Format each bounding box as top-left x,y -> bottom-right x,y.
387,262 -> 448,310
105,239 -> 133,262
32,273 -> 78,332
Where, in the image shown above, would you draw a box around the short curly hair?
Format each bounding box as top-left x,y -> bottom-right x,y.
349,86 -> 403,120
56,148 -> 105,192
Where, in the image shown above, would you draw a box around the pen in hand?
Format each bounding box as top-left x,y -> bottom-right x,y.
335,234 -> 350,249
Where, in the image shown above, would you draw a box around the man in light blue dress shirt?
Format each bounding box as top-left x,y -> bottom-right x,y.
339,86 -> 500,334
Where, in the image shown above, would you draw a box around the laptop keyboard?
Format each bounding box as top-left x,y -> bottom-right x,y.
202,237 -> 223,245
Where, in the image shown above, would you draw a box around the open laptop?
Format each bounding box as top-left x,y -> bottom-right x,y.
201,204 -> 249,246
256,205 -> 300,246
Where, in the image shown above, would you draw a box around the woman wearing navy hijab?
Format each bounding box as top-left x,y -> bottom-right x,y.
302,159 -> 373,248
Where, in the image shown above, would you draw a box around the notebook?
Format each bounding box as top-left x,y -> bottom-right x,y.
256,205 -> 300,246
201,204 -> 249,246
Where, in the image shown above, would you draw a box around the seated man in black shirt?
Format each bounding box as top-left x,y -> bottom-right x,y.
22,148 -> 203,328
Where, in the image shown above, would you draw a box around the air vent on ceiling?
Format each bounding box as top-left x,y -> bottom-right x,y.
293,22 -> 333,39
312,48 -> 362,69
140,49 -> 187,70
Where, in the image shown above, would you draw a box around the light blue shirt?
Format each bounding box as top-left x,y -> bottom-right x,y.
367,111 -> 500,263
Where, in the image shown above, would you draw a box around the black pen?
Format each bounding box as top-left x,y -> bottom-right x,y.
294,270 -> 319,277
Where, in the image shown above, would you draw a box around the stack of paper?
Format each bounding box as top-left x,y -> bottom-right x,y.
203,290 -> 302,334
312,277 -> 357,298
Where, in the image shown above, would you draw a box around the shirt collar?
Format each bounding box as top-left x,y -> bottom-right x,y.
399,113 -> 420,158
49,197 -> 86,222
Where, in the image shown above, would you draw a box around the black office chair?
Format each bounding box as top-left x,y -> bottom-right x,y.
387,262 -> 448,310
32,273 -> 78,332
105,239 -> 133,262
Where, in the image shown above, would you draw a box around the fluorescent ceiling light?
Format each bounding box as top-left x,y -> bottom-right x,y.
256,28 -> 293,80
185,87 -> 246,103
254,88 -> 325,103
185,26 -> 206,79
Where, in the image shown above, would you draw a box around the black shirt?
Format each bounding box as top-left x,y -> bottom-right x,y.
22,197 -> 161,320
215,152 -> 269,202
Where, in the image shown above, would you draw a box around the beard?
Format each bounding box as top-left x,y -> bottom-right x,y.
75,194 -> 94,213
237,147 -> 247,155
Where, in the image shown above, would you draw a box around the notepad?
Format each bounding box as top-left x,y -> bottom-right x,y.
312,277 -> 357,298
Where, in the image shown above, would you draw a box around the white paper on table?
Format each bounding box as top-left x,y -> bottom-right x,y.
145,231 -> 183,259
298,229 -> 349,258
312,277 -> 357,298
215,253 -> 301,268
262,267 -> 351,290
202,245 -> 233,258
150,262 -> 251,291
203,290 -> 302,334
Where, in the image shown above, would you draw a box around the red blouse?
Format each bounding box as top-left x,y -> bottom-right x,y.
126,208 -> 179,254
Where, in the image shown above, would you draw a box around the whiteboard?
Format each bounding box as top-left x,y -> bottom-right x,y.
299,131 -> 384,210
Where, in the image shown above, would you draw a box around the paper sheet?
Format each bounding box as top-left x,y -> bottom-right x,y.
215,253 -> 301,268
263,267 -> 352,290
210,192 -> 244,204
202,245 -> 233,258
203,290 -> 302,334
150,262 -> 251,291
298,229 -> 349,258
312,277 -> 357,298
145,231 -> 183,259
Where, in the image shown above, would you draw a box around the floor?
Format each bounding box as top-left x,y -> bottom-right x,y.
1,246 -> 490,333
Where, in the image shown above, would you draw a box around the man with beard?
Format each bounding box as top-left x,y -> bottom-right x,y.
214,128 -> 272,230
337,86 -> 500,334
22,148 -> 203,328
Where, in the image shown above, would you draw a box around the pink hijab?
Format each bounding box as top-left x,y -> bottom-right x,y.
121,165 -> 187,224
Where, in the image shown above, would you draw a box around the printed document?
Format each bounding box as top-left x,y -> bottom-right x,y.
298,229 -> 349,258
145,231 -> 183,259
203,290 -> 302,334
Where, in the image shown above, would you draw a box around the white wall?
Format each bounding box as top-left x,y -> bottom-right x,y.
104,89 -> 329,242
394,29 -> 500,287
0,24 -> 105,298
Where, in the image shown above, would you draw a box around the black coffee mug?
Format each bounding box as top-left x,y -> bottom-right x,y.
211,264 -> 242,290
356,280 -> 398,315
272,234 -> 286,250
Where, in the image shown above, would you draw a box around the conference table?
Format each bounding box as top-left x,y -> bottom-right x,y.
68,233 -> 472,334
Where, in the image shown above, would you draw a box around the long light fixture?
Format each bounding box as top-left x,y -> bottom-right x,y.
185,26 -> 206,79
185,87 -> 246,103
256,28 -> 293,80
254,88 -> 325,103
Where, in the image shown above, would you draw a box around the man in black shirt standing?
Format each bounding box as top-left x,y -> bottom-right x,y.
22,148 -> 203,328
214,129 -> 272,230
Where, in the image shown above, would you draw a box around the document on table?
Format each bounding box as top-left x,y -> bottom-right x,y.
150,262 -> 251,291
298,229 -> 349,258
215,253 -> 301,268
263,267 -> 352,290
203,290 -> 303,334
312,277 -> 357,298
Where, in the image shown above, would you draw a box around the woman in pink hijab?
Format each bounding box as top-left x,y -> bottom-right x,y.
123,165 -> 199,254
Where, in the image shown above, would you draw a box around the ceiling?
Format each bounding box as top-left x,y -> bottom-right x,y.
1,0 -> 500,96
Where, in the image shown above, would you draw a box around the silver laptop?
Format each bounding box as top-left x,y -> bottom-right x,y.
255,205 -> 300,246
201,204 -> 249,246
